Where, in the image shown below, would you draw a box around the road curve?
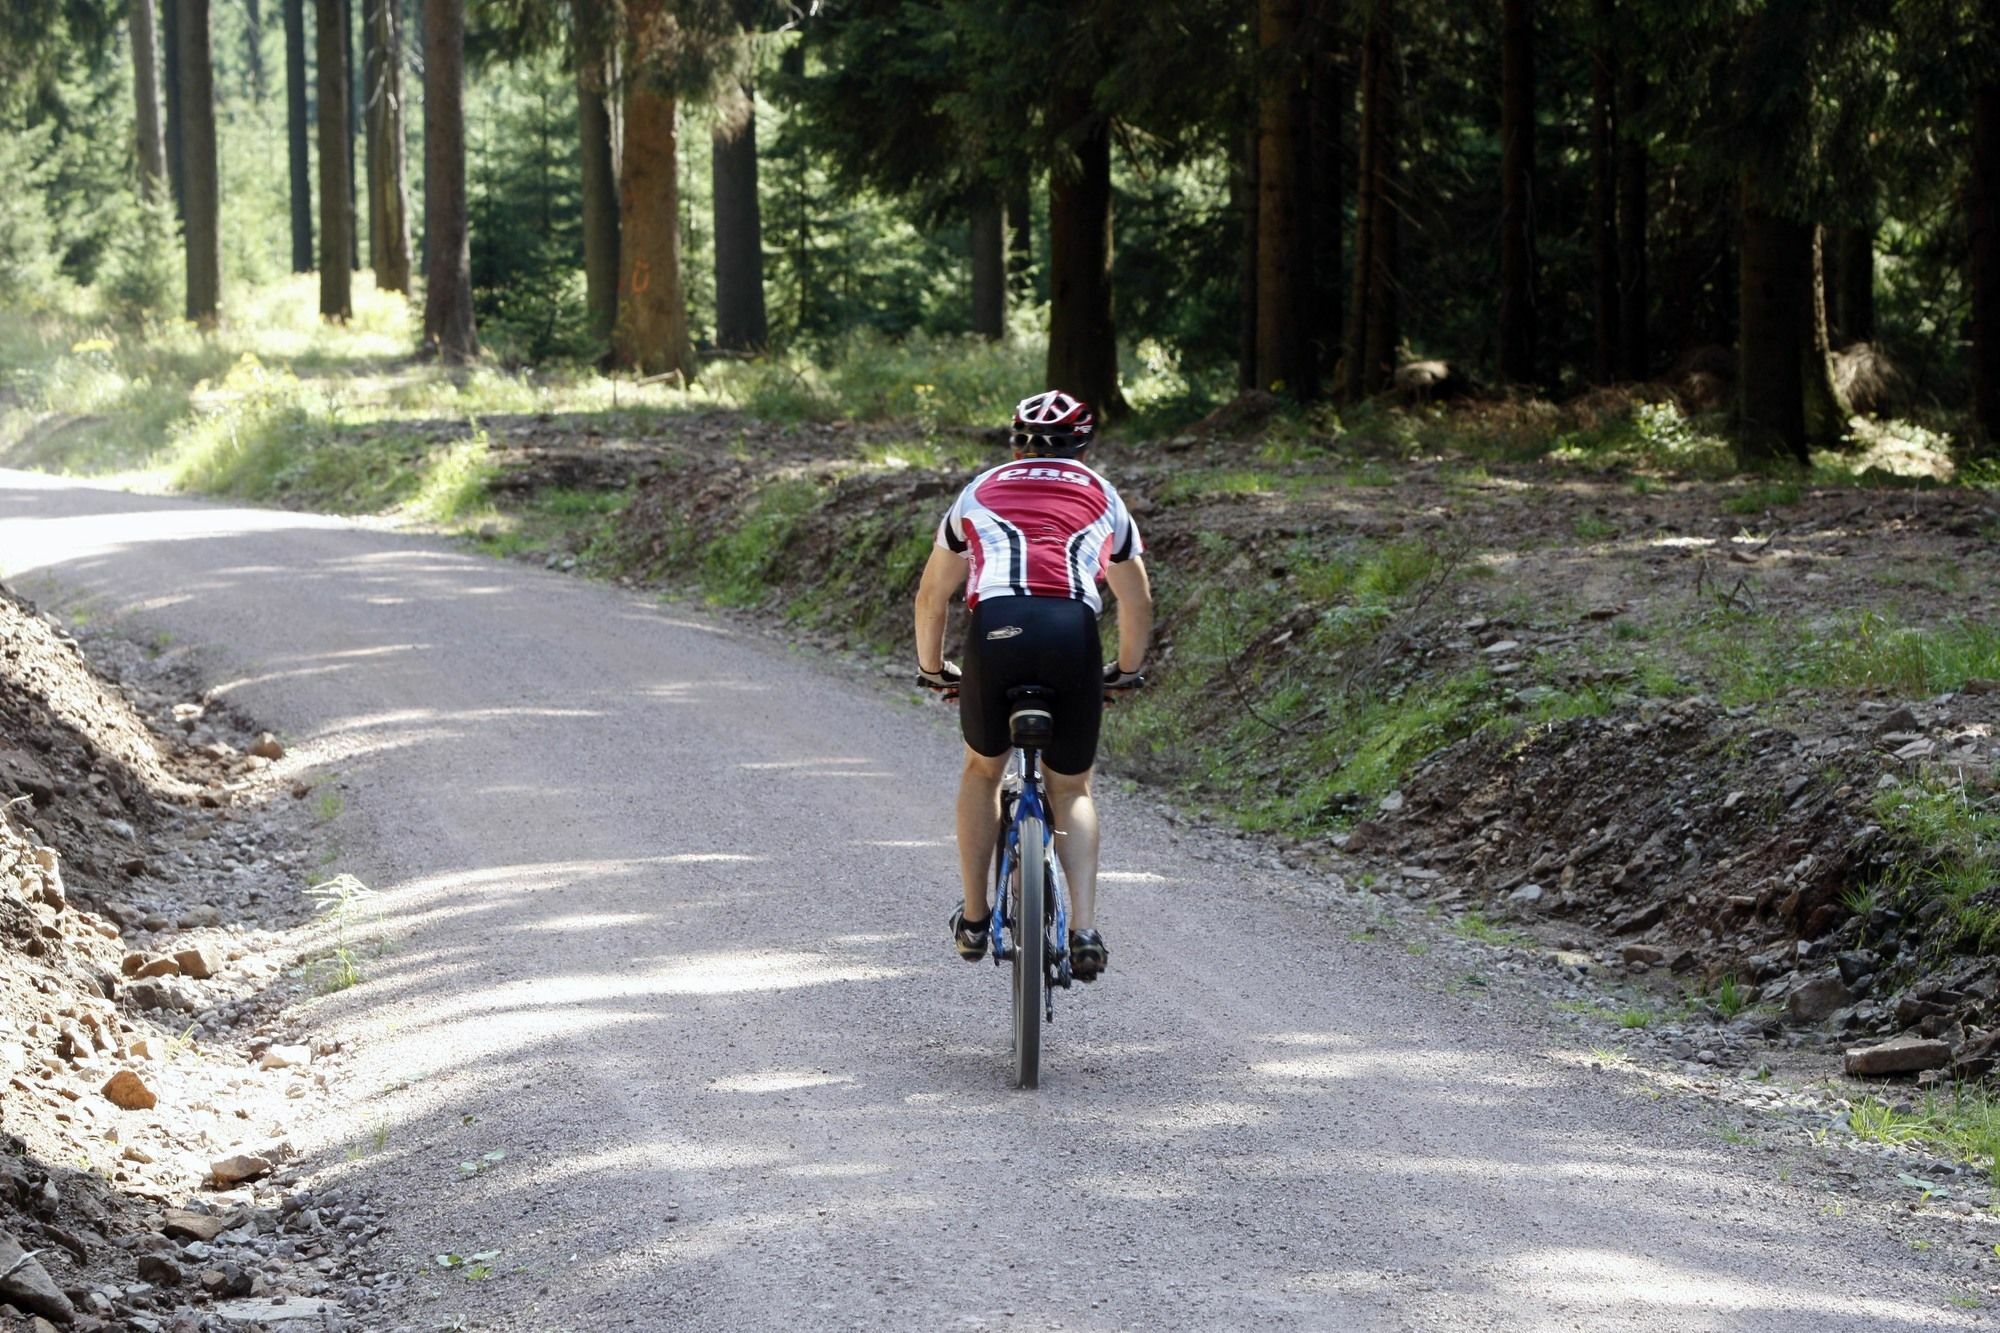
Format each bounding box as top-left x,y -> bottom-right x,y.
0,469 -> 1975,1332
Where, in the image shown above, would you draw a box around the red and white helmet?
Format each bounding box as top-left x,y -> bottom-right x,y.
1010,390 -> 1095,453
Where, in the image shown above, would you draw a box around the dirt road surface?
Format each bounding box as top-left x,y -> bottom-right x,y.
0,470 -> 1978,1331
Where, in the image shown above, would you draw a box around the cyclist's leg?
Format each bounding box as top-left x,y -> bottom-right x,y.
1041,763 -> 1099,929
956,744 -> 1009,919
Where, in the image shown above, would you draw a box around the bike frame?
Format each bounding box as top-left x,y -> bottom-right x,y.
990,744 -> 1070,1010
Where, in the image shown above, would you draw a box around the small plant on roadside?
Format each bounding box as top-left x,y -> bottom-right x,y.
1713,975 -> 1749,1018
316,789 -> 345,822
1452,910 -> 1527,948
304,872 -> 376,993
458,1149 -> 507,1178
434,1250 -> 500,1280
1615,1006 -> 1654,1029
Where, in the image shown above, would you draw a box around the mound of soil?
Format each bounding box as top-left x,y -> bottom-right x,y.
0,585 -> 385,1330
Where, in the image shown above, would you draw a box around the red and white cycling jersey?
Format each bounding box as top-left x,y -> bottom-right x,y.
935,458 -> 1144,612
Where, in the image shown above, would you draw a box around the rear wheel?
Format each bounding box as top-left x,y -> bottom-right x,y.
1011,815 -> 1045,1089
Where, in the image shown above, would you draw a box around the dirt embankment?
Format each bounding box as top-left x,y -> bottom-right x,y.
0,586 -> 387,1331
498,421 -> 2000,1086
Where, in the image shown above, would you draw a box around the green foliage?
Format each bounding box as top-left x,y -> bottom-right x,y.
1693,610 -> 2000,704
1848,1089 -> 2000,1194
1871,779 -> 2000,954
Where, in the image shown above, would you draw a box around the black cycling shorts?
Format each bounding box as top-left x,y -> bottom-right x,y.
960,595 -> 1102,775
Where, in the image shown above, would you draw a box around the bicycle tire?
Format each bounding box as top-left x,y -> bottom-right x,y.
1012,815 -> 1046,1089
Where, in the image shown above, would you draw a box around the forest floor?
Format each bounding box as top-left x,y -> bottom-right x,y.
6,296 -> 2000,1320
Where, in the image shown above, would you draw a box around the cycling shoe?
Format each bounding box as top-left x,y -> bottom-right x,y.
1068,928 -> 1108,981
950,904 -> 991,962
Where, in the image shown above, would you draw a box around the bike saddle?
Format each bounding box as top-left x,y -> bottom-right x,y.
1005,685 -> 1055,749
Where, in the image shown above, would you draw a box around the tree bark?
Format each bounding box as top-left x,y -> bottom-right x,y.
1006,182 -> 1033,301
363,0 -> 411,291
315,0 -> 352,319
1803,224 -> 1850,441
1498,0 -> 1535,385
1588,0 -> 1618,383
343,0 -> 359,270
422,0 -> 476,359
244,0 -> 266,100
968,183 -> 1004,340
1305,11 -> 1343,377
176,0 -> 221,326
131,0 -> 169,202
1255,0 -> 1311,397
1046,105 -> 1125,418
1736,187 -> 1808,464
1833,224 -> 1874,343
1343,0 -> 1397,400
284,0 -> 312,271
612,0 -> 693,379
163,0 -> 185,217
712,83 -> 770,351
1615,62 -> 1648,380
576,0 -> 619,342
1236,123 -> 1258,392
1974,68 -> 2000,451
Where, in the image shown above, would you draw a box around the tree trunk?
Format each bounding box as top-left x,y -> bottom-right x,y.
712,83 -> 770,351
1343,0 -> 1397,399
1498,0 -> 1535,384
176,0 -> 221,326
1736,187 -> 1808,464
245,0 -> 266,100
343,0 -> 359,270
163,0 -> 185,217
1973,67 -> 2000,451
1833,224 -> 1874,343
1046,106 -> 1125,418
1616,62 -> 1648,380
1236,123 -> 1258,392
421,0 -> 476,359
131,0 -> 169,202
1255,0 -> 1311,397
612,1 -> 693,379
968,183 -> 1004,340
576,0 -> 619,342
284,0 -> 312,272
1006,181 -> 1033,301
1588,0 -> 1618,383
1803,224 -> 1850,441
1305,13 -> 1343,377
363,0 -> 411,291
315,0 -> 352,319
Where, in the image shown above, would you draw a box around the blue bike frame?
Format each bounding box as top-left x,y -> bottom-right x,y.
990,747 -> 1070,1007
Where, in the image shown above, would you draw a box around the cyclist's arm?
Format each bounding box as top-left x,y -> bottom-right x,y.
1104,555 -> 1153,673
914,544 -> 968,673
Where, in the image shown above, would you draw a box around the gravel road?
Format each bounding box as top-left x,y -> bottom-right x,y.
0,470 -> 1981,1331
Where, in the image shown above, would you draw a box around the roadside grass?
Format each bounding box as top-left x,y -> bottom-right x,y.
1870,780 -> 2000,954
1721,479 -> 1804,514
1684,610 -> 2000,705
1848,1089 -> 2000,1193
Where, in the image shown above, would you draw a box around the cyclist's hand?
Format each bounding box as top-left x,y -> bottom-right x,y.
1103,663 -> 1146,695
917,660 -> 962,699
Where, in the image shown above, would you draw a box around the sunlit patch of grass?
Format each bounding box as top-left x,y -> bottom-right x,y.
1452,909 -> 1528,947
1690,610 -> 2000,705
1871,779 -> 2000,954
1848,1089 -> 2000,1193
1615,1006 -> 1654,1029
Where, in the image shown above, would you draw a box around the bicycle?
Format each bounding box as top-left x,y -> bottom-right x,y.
983,680 -> 1140,1090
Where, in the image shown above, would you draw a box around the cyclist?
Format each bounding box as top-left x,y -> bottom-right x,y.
913,390 -> 1153,982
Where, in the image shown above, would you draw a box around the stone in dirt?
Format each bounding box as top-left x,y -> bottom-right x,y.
212,1296 -> 337,1326
1621,944 -> 1667,966
173,945 -> 222,980
134,955 -> 181,979
134,1253 -> 183,1286
0,1229 -> 76,1323
1844,1036 -> 1952,1077
258,1044 -> 311,1071
162,1209 -> 229,1243
1786,974 -> 1852,1023
100,1068 -> 157,1111
209,1153 -> 274,1187
249,732 -> 285,760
